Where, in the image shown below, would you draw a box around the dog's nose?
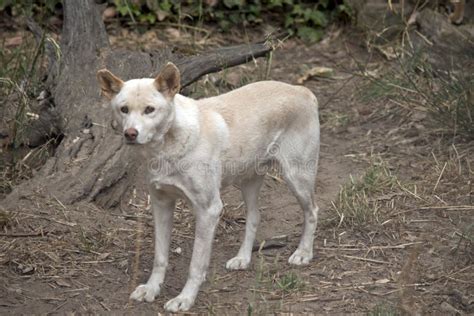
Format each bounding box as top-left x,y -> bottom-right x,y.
124,128 -> 138,142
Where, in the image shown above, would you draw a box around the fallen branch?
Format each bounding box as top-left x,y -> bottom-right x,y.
177,41 -> 274,88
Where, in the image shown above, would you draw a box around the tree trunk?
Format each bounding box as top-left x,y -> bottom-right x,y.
4,0 -> 272,209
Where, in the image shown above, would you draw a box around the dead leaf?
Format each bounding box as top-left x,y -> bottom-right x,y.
297,66 -> 333,84
102,7 -> 117,20
155,9 -> 169,21
165,28 -> 180,40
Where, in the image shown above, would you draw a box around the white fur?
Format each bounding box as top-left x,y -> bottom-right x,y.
100,69 -> 320,312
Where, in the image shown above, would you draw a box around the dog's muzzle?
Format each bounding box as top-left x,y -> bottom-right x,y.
124,128 -> 138,143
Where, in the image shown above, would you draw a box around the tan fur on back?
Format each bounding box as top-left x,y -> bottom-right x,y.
196,81 -> 318,167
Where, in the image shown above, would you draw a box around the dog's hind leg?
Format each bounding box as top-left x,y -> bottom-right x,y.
277,136 -> 319,265
130,189 -> 175,302
226,175 -> 264,270
284,164 -> 319,265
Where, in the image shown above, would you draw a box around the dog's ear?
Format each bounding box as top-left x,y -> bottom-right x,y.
154,62 -> 180,100
97,69 -> 124,100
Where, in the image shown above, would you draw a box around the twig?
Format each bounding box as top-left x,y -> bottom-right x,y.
343,255 -> 391,265
315,242 -> 423,252
418,205 -> 474,211
53,300 -> 68,312
445,276 -> 474,284
267,173 -> 284,183
298,296 -> 342,302
99,300 -> 111,311
432,162 -> 447,193
63,287 -> 89,293
49,218 -> 77,227
79,260 -> 115,264
400,185 -> 426,201
0,231 -> 49,237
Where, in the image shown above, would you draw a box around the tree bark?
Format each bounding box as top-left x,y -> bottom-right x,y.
4,0 -> 272,209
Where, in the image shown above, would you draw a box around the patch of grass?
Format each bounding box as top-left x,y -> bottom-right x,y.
0,31 -> 55,194
331,158 -> 399,228
274,271 -> 304,293
321,110 -> 351,129
357,72 -> 400,104
359,53 -> 474,140
0,209 -> 14,228
254,251 -> 304,293
255,253 -> 273,286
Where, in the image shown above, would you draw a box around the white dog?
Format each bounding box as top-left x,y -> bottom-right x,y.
97,63 -> 320,312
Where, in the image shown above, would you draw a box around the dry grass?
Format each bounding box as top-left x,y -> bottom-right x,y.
330,156 -> 400,228
359,52 -> 474,140
0,32 -> 53,197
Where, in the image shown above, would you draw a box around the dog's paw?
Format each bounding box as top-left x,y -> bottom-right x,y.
130,284 -> 160,303
288,249 -> 312,265
164,295 -> 194,312
226,256 -> 250,270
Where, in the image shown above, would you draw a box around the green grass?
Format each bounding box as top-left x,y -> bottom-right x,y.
275,271 -> 304,293
0,209 -> 13,228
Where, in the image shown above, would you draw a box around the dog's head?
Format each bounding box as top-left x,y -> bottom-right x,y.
97,62 -> 180,145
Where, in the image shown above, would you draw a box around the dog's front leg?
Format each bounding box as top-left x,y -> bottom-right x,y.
164,196 -> 222,312
130,190 -> 175,303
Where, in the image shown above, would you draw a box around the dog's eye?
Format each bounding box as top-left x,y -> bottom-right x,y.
144,106 -> 155,114
120,106 -> 129,114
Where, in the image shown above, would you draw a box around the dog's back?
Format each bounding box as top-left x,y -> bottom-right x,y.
196,81 -> 320,185
198,81 -> 318,130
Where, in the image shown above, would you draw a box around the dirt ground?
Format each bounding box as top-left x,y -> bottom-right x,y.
1,25 -> 473,314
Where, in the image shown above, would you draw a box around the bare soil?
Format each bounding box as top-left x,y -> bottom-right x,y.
1,27 -> 473,315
